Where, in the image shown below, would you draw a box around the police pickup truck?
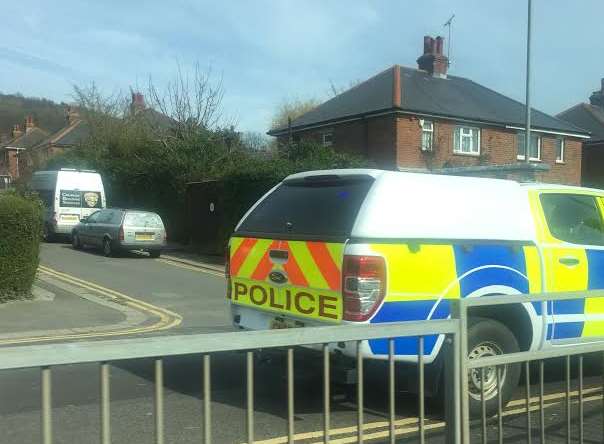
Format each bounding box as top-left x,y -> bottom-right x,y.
226,169 -> 604,415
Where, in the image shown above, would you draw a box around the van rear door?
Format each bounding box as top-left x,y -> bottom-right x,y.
228,174 -> 374,325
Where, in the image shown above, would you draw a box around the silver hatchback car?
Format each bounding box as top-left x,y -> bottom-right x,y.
71,208 -> 166,257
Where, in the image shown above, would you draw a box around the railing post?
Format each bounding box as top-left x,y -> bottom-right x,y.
446,300 -> 462,444
450,298 -> 469,444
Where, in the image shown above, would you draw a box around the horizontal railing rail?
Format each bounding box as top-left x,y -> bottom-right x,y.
0,319 -> 457,370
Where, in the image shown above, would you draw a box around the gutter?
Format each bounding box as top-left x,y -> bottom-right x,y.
268,109 -> 590,139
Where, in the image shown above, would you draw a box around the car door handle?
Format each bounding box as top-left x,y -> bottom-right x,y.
559,256 -> 580,267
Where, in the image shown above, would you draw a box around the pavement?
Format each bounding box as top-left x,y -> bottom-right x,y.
0,242 -> 602,443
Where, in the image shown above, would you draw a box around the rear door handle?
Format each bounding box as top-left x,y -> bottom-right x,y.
558,256 -> 580,267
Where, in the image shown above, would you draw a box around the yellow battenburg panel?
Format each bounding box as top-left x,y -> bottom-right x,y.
231,278 -> 342,322
370,244 -> 460,301
236,238 -> 273,278
287,241 -> 328,290
523,246 -> 542,293
543,247 -> 588,292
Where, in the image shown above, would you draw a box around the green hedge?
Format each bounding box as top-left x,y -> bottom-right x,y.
0,192 -> 43,302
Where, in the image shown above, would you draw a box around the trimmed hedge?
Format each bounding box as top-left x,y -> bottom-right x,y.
0,192 -> 43,302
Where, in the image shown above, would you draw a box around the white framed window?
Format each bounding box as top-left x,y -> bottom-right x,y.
517,131 -> 541,161
421,120 -> 434,151
321,131 -> 333,147
453,126 -> 480,155
555,137 -> 565,163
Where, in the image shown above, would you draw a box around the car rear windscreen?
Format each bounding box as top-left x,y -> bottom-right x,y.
124,212 -> 164,228
236,175 -> 374,238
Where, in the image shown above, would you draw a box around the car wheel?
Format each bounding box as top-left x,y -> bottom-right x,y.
467,317 -> 521,418
103,238 -> 113,257
72,233 -> 82,250
149,250 -> 161,258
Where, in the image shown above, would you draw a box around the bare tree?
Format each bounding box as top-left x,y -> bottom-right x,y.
146,63 -> 225,136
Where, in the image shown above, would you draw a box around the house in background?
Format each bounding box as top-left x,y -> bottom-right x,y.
0,116 -> 50,180
269,36 -> 589,185
557,80 -> 604,189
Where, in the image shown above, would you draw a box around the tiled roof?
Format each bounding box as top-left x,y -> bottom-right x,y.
557,103 -> 604,143
269,65 -> 588,136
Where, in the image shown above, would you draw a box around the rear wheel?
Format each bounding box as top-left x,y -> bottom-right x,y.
72,233 -> 82,250
467,317 -> 521,418
103,238 -> 113,257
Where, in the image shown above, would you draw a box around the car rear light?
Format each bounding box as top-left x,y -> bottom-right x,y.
225,244 -> 232,299
342,255 -> 386,322
119,225 -> 124,241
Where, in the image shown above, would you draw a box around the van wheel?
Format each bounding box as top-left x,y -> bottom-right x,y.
72,233 -> 82,250
103,239 -> 113,257
43,224 -> 54,243
467,317 -> 520,418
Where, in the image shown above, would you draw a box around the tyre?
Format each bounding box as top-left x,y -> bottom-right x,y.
102,238 -> 113,257
149,250 -> 161,258
72,233 -> 82,250
467,317 -> 521,418
43,224 -> 54,243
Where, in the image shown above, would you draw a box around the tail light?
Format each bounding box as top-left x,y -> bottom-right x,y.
119,225 -> 124,241
225,244 -> 232,299
342,255 -> 386,321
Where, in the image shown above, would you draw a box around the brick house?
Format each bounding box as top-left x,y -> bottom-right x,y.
268,36 -> 589,185
0,116 -> 50,180
557,80 -> 604,189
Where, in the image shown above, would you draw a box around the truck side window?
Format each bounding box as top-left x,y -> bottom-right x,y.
540,193 -> 604,246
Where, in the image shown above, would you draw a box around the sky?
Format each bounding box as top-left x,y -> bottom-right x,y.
1,0 -> 603,133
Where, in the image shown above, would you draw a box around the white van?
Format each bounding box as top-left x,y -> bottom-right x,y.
30,169 -> 106,241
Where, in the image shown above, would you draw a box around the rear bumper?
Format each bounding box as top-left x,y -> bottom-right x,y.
117,241 -> 164,251
53,223 -> 77,235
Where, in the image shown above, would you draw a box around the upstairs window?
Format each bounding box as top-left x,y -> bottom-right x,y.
453,126 -> 480,155
421,120 -> 434,151
322,131 -> 333,147
556,137 -> 565,163
517,131 -> 541,161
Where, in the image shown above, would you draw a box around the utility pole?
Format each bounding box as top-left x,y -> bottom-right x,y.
524,0 -> 533,164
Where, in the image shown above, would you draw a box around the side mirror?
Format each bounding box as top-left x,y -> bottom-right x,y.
80,216 -> 88,223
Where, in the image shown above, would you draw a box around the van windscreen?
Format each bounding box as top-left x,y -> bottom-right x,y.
236,175 -> 374,238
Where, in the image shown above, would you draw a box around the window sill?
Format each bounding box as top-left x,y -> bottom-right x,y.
453,151 -> 480,157
517,156 -> 541,162
555,160 -> 565,164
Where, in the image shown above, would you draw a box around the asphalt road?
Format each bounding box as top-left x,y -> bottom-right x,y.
0,243 -> 602,443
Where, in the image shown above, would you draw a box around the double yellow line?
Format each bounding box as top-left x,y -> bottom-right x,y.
156,257 -> 225,278
248,386 -> 604,444
0,266 -> 182,345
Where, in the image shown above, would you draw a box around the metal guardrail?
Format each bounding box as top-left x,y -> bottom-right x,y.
0,320 -> 460,444
2,290 -> 604,444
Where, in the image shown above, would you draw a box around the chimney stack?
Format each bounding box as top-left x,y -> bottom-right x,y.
11,124 -> 22,139
66,106 -> 80,126
589,78 -> 604,108
25,115 -> 35,133
417,35 -> 449,78
131,92 -> 146,114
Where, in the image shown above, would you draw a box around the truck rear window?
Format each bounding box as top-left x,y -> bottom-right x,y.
237,175 -> 374,238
